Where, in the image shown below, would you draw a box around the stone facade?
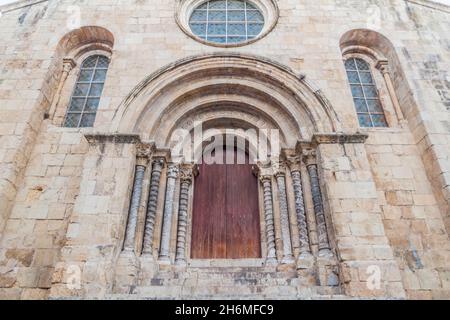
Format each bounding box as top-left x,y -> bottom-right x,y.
0,0 -> 449,300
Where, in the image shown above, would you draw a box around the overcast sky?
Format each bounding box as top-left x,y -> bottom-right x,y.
1,0 -> 450,7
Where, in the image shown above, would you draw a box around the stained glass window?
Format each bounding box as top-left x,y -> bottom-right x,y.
345,58 -> 388,128
64,55 -> 109,128
189,0 -> 264,44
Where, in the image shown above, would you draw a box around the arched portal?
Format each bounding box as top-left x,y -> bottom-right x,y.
114,53 -> 341,266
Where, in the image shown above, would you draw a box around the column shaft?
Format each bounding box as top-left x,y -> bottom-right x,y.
377,61 -> 405,123
123,165 -> 146,252
275,172 -> 295,264
307,164 -> 331,254
158,165 -> 179,263
261,177 -> 277,264
175,179 -> 191,265
142,159 -> 164,255
48,58 -> 76,120
291,170 -> 311,256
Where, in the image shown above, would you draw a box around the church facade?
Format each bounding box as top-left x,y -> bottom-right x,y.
0,0 -> 449,300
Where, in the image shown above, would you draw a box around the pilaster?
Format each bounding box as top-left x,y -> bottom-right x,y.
312,133 -> 405,298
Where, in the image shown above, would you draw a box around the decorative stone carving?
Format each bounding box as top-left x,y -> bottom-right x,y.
123,165 -> 146,252
175,164 -> 196,266
302,149 -> 317,167
136,143 -> 154,159
272,161 -> 295,265
158,164 -> 180,264
287,157 -> 312,259
141,158 -> 165,255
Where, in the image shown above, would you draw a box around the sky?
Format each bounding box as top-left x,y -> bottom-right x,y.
1,0 -> 450,7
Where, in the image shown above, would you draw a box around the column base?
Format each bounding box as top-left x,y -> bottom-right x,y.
158,255 -> 171,265
265,257 -> 278,266
175,259 -> 187,267
281,255 -> 295,265
297,252 -> 314,270
121,248 -> 135,255
318,248 -> 334,258
113,251 -> 139,294
140,252 -> 154,262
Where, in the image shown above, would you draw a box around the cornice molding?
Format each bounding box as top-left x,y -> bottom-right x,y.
84,133 -> 142,145
2,0 -> 448,15
312,133 -> 369,145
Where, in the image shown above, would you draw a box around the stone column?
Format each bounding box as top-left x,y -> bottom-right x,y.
141,158 -> 165,255
122,163 -> 146,252
47,58 -> 76,120
158,164 -> 179,264
273,161 -> 295,265
376,60 -> 406,125
258,163 -> 278,265
288,156 -> 312,262
304,151 -> 332,257
175,164 -> 196,266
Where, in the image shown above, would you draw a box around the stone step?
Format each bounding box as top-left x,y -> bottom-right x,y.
106,294 -> 349,300
146,276 -> 312,287
138,267 -> 317,288
133,285 -> 342,299
152,268 -> 299,279
106,285 -> 345,300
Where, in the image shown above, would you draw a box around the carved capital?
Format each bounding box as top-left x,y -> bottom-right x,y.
179,163 -> 197,184
272,160 -> 287,178
167,164 -> 180,179
62,58 -> 76,73
375,60 -> 390,74
302,149 -> 317,167
254,160 -> 272,181
152,157 -> 166,169
136,143 -> 155,165
287,156 -> 303,172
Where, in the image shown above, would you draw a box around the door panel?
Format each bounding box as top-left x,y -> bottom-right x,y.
191,148 -> 261,259
191,155 -> 227,259
226,150 -> 261,259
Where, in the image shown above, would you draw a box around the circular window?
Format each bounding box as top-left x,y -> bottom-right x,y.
189,0 -> 264,45
177,0 -> 279,47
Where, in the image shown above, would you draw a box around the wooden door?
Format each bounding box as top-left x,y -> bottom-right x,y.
191,148 -> 261,259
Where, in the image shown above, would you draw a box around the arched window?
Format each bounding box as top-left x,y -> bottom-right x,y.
63,55 -> 110,128
345,57 -> 388,128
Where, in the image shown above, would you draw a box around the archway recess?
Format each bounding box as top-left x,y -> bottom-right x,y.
111,53 -> 340,153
